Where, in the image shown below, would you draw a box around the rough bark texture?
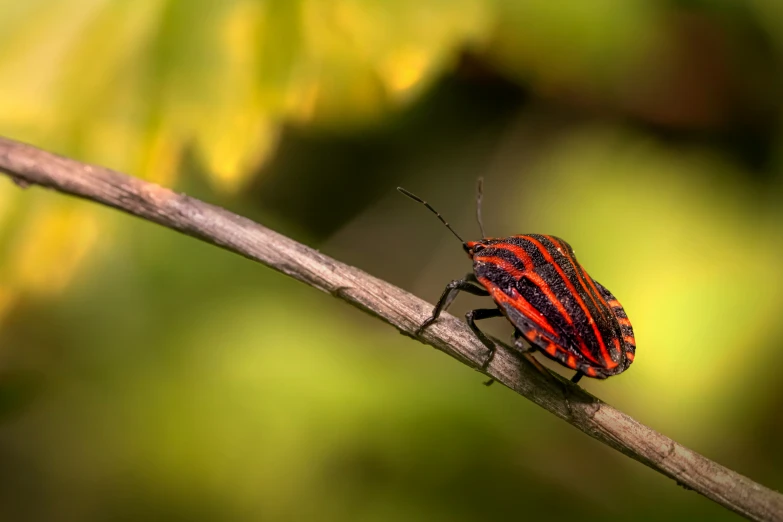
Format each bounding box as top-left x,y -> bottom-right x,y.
0,135 -> 781,521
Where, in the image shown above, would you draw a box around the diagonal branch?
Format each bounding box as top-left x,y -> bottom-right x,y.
0,135 -> 781,522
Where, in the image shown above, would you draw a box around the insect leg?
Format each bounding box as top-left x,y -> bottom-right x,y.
571,371 -> 584,384
417,274 -> 489,335
513,333 -> 551,379
465,308 -> 504,371
440,273 -> 481,312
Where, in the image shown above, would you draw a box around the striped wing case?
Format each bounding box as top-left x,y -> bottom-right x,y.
471,234 -> 635,378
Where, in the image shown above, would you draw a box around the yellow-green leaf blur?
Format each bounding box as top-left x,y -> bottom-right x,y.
1,1 -> 782,520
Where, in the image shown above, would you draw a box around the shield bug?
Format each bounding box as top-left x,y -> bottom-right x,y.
398,180 -> 635,384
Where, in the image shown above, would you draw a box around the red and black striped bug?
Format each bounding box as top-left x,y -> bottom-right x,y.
398,180 -> 635,384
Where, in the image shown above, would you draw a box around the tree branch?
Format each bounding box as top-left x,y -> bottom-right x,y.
0,135 -> 780,522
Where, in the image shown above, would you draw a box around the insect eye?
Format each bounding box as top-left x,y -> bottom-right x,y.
473,244 -> 485,253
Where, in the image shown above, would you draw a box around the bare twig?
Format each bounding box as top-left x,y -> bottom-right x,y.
0,135 -> 780,522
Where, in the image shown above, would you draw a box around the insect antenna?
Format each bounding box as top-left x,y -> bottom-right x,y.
397,187 -> 467,246
475,177 -> 487,238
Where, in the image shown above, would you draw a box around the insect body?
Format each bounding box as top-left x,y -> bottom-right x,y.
398,182 -> 635,383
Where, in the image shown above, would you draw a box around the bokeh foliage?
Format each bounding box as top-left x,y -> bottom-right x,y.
1,1 -> 782,520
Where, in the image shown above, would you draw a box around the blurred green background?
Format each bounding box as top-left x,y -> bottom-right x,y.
1,0 -> 782,520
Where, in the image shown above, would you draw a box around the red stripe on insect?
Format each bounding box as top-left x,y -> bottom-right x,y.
481,248 -> 573,324
584,272 -> 613,312
478,277 -> 558,337
624,336 -> 636,346
547,235 -> 615,320
485,243 -> 573,325
491,242 -> 602,366
476,255 -> 526,280
546,235 -> 622,363
517,236 -> 617,369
